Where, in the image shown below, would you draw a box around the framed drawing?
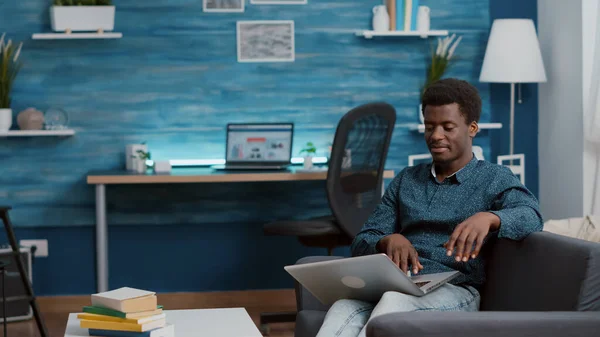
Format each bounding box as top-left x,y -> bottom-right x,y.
203,0 -> 245,12
237,20 -> 295,63
250,0 -> 307,4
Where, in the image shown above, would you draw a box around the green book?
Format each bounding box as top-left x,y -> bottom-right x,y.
82,305 -> 164,319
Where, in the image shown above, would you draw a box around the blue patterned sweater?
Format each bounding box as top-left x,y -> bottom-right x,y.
351,156 -> 543,289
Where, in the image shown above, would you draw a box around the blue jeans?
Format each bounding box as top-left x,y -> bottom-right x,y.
315,284 -> 481,337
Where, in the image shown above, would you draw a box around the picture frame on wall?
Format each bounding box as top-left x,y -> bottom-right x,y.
203,0 -> 245,12
237,20 -> 295,63
250,0 -> 307,4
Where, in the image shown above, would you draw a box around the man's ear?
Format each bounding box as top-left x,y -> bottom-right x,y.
469,122 -> 478,137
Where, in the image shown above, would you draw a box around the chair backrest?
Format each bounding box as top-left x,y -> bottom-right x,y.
408,153 -> 432,166
326,102 -> 396,238
497,154 -> 525,184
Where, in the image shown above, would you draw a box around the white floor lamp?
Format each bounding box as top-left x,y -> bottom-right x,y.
479,19 -> 547,156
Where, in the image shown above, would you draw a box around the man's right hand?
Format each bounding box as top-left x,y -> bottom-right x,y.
376,234 -> 424,275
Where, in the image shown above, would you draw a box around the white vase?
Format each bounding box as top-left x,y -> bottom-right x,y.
303,156 -> 313,170
372,5 -> 390,32
50,6 -> 115,32
0,109 -> 13,132
417,6 -> 431,37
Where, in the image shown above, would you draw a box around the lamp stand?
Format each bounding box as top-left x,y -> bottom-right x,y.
510,82 -> 515,156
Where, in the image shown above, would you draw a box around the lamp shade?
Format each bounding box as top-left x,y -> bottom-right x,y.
479,19 -> 547,83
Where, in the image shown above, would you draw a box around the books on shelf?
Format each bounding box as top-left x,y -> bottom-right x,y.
79,287 -> 174,337
386,0 -> 420,32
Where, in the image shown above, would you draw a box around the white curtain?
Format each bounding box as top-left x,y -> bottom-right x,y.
586,0 -> 600,214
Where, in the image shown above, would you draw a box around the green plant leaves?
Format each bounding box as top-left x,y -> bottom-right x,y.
0,34 -> 23,109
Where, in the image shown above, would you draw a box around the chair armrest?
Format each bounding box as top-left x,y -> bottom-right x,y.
482,231 -> 600,311
294,256 -> 344,312
366,311 -> 600,337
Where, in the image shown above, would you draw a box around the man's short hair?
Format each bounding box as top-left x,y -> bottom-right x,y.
421,78 -> 482,124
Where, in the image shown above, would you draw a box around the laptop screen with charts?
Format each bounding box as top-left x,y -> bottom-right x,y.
224,123 -> 294,167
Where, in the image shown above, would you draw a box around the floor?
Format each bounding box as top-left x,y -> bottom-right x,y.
1,289 -> 297,337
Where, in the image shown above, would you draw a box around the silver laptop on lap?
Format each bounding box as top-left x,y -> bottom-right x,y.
213,123 -> 294,170
284,253 -> 459,306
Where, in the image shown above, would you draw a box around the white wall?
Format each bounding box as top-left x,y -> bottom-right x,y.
538,0 -> 584,220
583,0 -> 600,215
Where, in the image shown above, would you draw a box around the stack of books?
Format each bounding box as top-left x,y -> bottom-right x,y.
385,0 -> 420,31
77,287 -> 174,337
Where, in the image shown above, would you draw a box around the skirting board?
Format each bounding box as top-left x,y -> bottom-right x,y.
37,289 -> 297,314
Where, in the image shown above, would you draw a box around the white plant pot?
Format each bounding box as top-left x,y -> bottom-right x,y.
0,109 -> 13,132
303,156 -> 313,170
133,158 -> 147,174
50,6 -> 115,32
126,144 -> 148,171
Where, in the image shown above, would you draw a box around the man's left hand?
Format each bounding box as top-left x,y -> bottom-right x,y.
443,212 -> 500,262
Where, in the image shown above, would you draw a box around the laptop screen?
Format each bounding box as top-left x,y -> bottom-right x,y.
226,123 -> 294,163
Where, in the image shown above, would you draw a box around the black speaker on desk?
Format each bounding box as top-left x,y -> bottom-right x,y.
0,246 -> 33,322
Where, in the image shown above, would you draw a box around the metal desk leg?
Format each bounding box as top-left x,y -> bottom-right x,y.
95,184 -> 108,293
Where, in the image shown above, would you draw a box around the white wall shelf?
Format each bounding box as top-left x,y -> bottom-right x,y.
356,30 -> 449,39
32,32 -> 122,40
0,129 -> 76,137
414,123 -> 503,133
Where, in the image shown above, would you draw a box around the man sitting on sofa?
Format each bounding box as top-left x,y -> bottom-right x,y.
315,78 -> 544,337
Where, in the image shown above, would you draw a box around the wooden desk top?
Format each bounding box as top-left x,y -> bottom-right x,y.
87,167 -> 396,185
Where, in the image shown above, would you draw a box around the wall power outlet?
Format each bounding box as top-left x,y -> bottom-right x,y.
19,239 -> 48,257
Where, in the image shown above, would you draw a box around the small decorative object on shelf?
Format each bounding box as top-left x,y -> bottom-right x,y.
153,160 -> 171,174
299,141 -> 317,170
133,149 -> 151,174
359,1 -> 444,39
126,143 -> 148,171
372,5 -> 390,32
17,108 -> 44,130
50,0 -> 115,33
0,33 -> 23,133
416,6 -> 431,37
44,107 -> 69,130
418,33 -> 462,123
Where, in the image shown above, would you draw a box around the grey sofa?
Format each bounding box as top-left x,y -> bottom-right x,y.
293,231 -> 600,337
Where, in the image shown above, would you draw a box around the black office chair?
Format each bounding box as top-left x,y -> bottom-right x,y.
259,102 -> 396,334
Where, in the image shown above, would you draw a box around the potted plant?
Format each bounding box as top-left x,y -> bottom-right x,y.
299,142 -> 317,169
51,0 -> 116,33
132,149 -> 151,173
0,33 -> 23,132
419,34 -> 462,123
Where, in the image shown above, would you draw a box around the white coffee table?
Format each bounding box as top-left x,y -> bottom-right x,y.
64,308 -> 263,337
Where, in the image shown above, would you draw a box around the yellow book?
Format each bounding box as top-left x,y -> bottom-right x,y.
77,312 -> 166,325
79,318 -> 166,332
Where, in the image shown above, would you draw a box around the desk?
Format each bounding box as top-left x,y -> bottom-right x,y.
87,167 -> 396,292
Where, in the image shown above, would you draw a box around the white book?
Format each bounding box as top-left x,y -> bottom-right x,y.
91,287 -> 157,313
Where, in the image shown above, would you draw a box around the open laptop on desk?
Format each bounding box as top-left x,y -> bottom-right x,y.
213,123 -> 294,170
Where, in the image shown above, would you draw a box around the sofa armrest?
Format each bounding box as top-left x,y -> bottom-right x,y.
294,310 -> 327,337
294,256 -> 344,312
366,311 -> 600,337
481,231 -> 600,311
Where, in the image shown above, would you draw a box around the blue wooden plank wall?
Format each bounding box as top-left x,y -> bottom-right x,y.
0,0 -> 496,295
